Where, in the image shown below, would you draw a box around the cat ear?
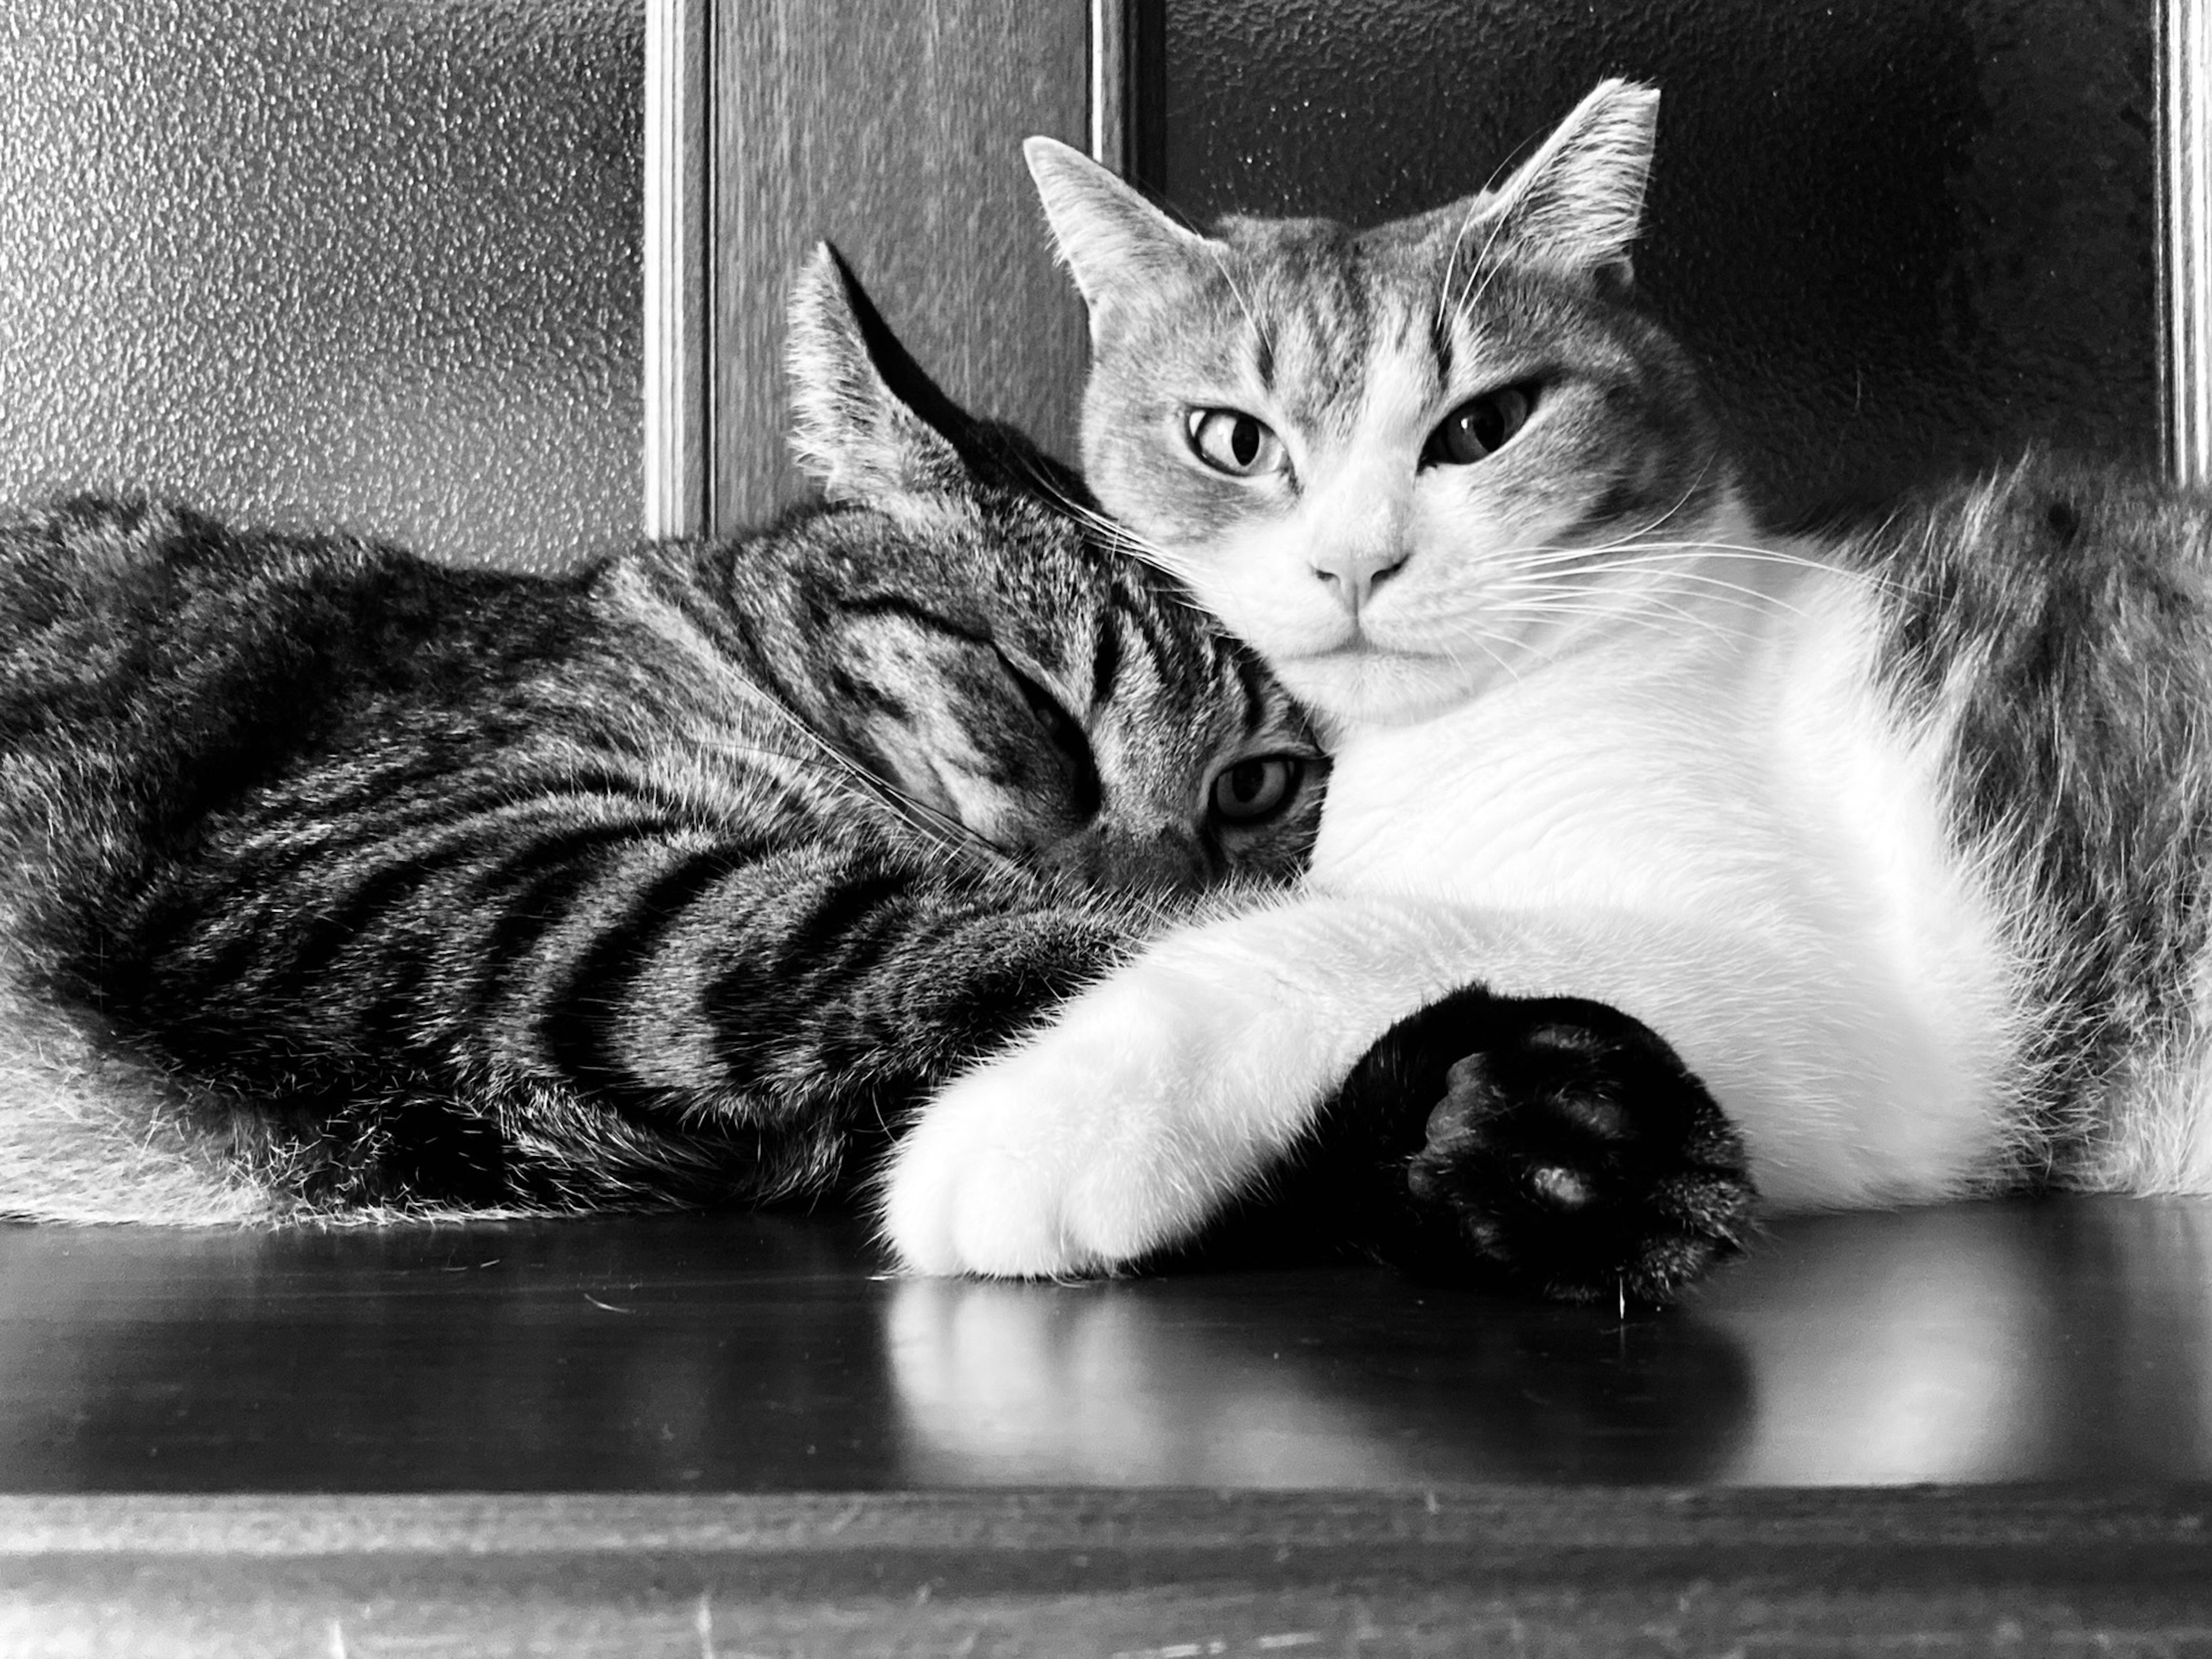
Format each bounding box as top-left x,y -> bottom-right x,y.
1024,136 -> 1208,344
1474,78 -> 1660,289
785,243 -> 972,502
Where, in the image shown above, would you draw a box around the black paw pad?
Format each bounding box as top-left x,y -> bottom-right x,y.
1332,989 -> 1755,1306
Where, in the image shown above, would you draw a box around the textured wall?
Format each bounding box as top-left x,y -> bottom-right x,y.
1160,0 -> 2156,518
0,0 -> 642,572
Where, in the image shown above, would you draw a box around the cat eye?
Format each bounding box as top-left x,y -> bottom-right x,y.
1208,755 -> 1305,824
1423,384 -> 1538,467
996,650 -> 1102,819
1185,408 -> 1287,478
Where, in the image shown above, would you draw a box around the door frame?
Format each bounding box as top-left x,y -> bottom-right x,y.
2164,0 -> 2212,484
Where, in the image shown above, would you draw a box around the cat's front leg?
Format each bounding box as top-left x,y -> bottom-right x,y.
878,892 -> 1748,1289
881,892 -> 1768,1291
880,892 -> 1458,1278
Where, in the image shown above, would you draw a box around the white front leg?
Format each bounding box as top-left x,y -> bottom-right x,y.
879,892 -> 1474,1277
880,888 -> 2012,1279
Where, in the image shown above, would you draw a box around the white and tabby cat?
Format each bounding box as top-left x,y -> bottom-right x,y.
881,79 -> 2212,1300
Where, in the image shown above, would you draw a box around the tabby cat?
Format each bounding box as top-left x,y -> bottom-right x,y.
877,80 -> 2212,1302
0,248 -> 1333,1224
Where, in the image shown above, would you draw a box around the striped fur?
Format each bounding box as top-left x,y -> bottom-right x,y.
0,249 -> 1325,1224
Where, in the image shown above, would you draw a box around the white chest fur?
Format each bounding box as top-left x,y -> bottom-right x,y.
1309,563 -> 2028,1207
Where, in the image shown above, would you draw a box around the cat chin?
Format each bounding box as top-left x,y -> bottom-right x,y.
1276,647 -> 1477,733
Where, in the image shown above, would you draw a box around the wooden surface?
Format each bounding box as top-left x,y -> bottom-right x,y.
7,1486 -> 2212,1655
710,0 -> 1093,528
9,1195 -> 2212,1650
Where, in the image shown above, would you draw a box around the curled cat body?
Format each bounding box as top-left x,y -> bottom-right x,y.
881,80 -> 2212,1299
0,248 -> 1329,1224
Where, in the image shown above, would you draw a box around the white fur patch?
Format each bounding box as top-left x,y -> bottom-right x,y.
1311,562 -> 2023,1208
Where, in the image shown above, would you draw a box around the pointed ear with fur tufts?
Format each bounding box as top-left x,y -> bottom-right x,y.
785,243 -> 976,504
1473,78 -> 1660,291
1024,136 -> 1209,346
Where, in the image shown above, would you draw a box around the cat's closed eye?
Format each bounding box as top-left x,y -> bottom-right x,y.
1422,383 -> 1539,467
995,647 -> 1103,819
1207,753 -> 1306,825
1186,408 -> 1288,479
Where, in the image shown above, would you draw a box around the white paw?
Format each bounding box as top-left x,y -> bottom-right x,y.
879,963 -> 1263,1278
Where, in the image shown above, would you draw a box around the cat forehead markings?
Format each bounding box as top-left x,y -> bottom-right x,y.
1162,266 -> 1374,448
1196,218 -> 1571,441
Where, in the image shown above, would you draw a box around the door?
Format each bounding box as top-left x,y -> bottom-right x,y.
653,0 -> 1105,537
658,0 -> 2187,534
1134,0 -> 2162,520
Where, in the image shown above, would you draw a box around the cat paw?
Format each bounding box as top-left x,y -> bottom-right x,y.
877,965 -> 1248,1279
877,1043 -> 1122,1278
1331,990 -> 1753,1305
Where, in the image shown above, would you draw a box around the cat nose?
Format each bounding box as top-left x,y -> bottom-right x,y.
1310,546 -> 1408,615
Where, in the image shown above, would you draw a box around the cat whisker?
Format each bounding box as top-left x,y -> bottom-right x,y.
1502,557 -> 1813,620
1000,453 -> 1142,544
1440,173 -> 1527,338
1468,566 -> 1760,628
1612,537 -> 1903,589
1611,536 -> 1844,567
1122,541 -> 1210,589
1452,227 -> 1513,335
1488,590 -> 1736,641
1437,194 -> 1506,339
998,453 -> 1217,600
1618,456 -> 1728,546
1486,525 -> 1807,569
728,682 -> 1011,870
1416,636 -> 1522,694
1203,242 -> 1274,372
1504,570 -> 1778,628
1480,536 -> 1746,575
1488,536 -> 1896,604
1442,113 -> 1573,333
1099,524 -> 1203,586
1546,591 -> 1732,631
1615,566 -> 1813,616
1446,624 -> 1527,684
1468,464 -> 1755,567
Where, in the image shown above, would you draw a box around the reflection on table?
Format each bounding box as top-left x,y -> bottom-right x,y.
1,1195 -> 2206,1491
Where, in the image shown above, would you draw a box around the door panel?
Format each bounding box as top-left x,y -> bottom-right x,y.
710,0 -> 1093,530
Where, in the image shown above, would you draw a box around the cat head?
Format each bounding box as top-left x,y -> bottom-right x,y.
771,244 -> 1327,893
1026,79 -> 1741,729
